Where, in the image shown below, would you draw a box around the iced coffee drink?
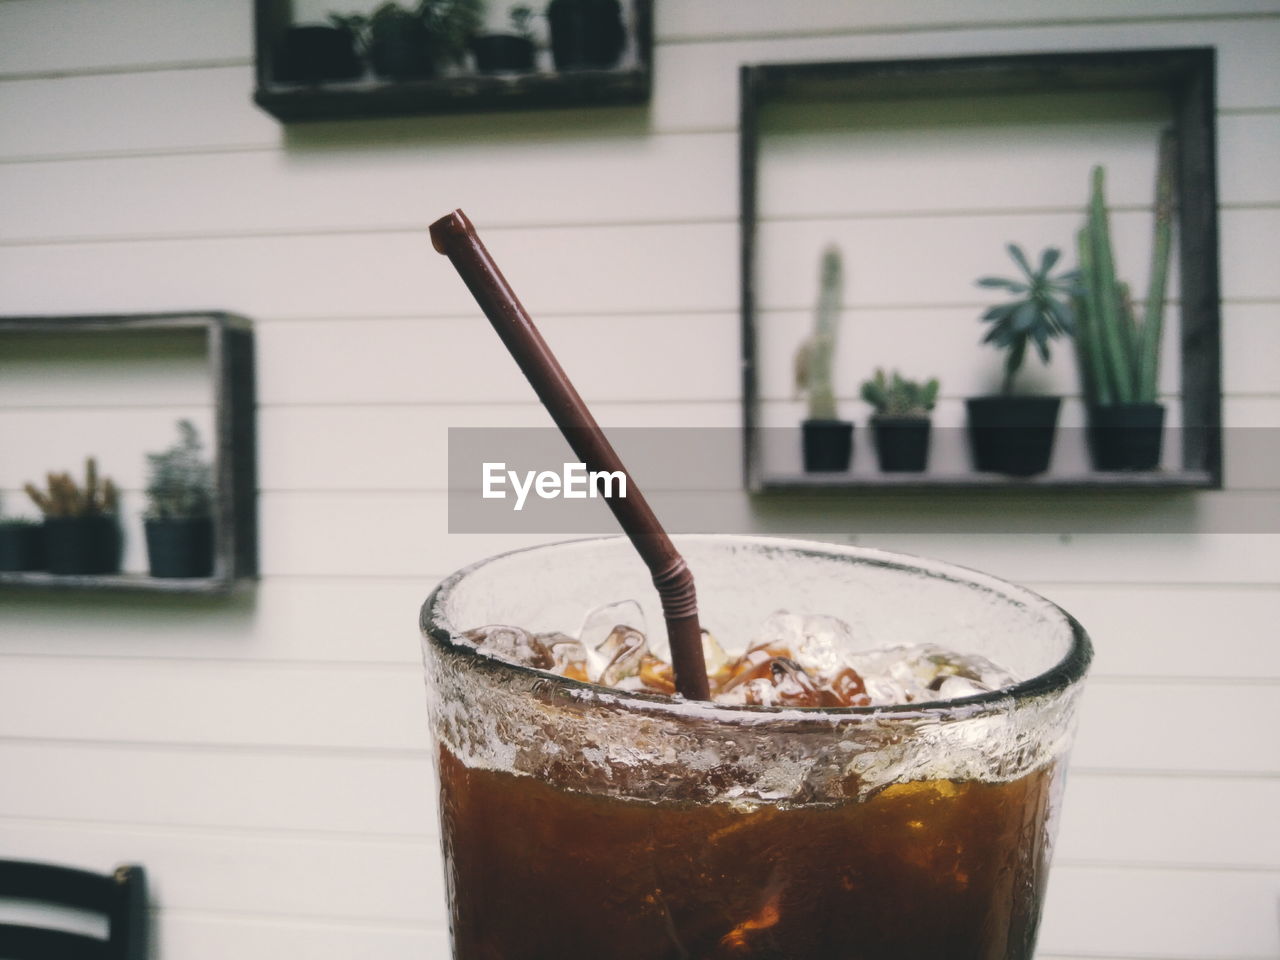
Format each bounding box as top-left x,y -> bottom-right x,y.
421,536 -> 1090,960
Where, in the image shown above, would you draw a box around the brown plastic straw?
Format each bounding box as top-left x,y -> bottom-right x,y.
430,209 -> 710,701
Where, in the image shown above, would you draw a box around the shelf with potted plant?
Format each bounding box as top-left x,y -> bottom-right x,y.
253,0 -> 653,123
0,313 -> 257,595
742,47 -> 1221,493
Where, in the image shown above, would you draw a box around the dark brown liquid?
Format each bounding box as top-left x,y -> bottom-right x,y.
437,746 -> 1055,960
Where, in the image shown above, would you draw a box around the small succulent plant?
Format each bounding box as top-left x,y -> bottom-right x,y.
977,244 -> 1079,395
145,420 -> 214,520
25,458 -> 119,518
794,246 -> 844,421
860,369 -> 940,418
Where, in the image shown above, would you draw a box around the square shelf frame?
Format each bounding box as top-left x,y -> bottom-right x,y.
253,0 -> 653,122
0,312 -> 257,595
740,47 -> 1223,492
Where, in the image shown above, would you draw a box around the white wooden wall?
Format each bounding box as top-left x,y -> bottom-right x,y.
1,1 -> 1278,957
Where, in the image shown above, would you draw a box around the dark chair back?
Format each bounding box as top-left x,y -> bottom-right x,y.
0,860 -> 147,960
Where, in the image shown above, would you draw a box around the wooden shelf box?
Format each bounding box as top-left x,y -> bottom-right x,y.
739,48 -> 1223,492
0,313 -> 257,595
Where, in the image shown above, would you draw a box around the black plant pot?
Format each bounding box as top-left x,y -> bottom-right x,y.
273,25 -> 363,84
145,517 -> 215,579
1088,402 -> 1165,471
966,396 -> 1062,477
547,0 -> 626,71
0,524 -> 45,572
370,22 -> 436,80
802,419 -> 854,473
472,34 -> 536,73
43,515 -> 122,575
871,417 -> 931,473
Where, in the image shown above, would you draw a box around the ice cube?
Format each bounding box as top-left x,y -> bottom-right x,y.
537,631 -> 589,682
578,600 -> 647,680
766,656 -> 834,707
463,625 -> 553,670
701,629 -> 730,675
757,611 -> 856,679
720,644 -> 784,694
597,625 -> 648,687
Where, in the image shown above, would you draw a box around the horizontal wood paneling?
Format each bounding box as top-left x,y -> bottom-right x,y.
0,578 -> 429,663
0,0 -> 251,76
1,20 -> 1278,163
6,109 -> 1275,242
0,657 -> 432,751
252,314 -> 741,406
0,132 -> 736,242
0,209 -> 1269,320
0,67 -> 273,160
1035,583 -> 1280,679
1057,774 -> 1280,869
0,819 -> 447,926
1037,865 -> 1280,958
0,223 -> 739,318
0,742 -> 437,837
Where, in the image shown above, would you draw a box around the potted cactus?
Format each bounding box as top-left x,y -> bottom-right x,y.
794,246 -> 853,472
861,369 -> 940,472
547,0 -> 626,71
144,420 -> 215,579
472,4 -> 537,73
967,244 -> 1078,476
0,495 -> 44,572
24,458 -> 122,575
1074,131 -> 1176,471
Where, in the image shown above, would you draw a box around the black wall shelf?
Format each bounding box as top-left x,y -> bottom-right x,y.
253,0 -> 652,123
740,48 -> 1223,492
0,313 -> 257,596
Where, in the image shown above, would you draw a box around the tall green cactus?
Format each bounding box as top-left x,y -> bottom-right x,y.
1075,130 -> 1176,406
794,246 -> 843,420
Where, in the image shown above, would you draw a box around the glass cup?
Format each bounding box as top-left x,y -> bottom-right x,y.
421,535 -> 1091,960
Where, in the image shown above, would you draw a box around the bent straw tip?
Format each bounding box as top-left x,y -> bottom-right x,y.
429,209 -> 475,255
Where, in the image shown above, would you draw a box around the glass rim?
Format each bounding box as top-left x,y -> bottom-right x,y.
422,534 -> 1093,719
